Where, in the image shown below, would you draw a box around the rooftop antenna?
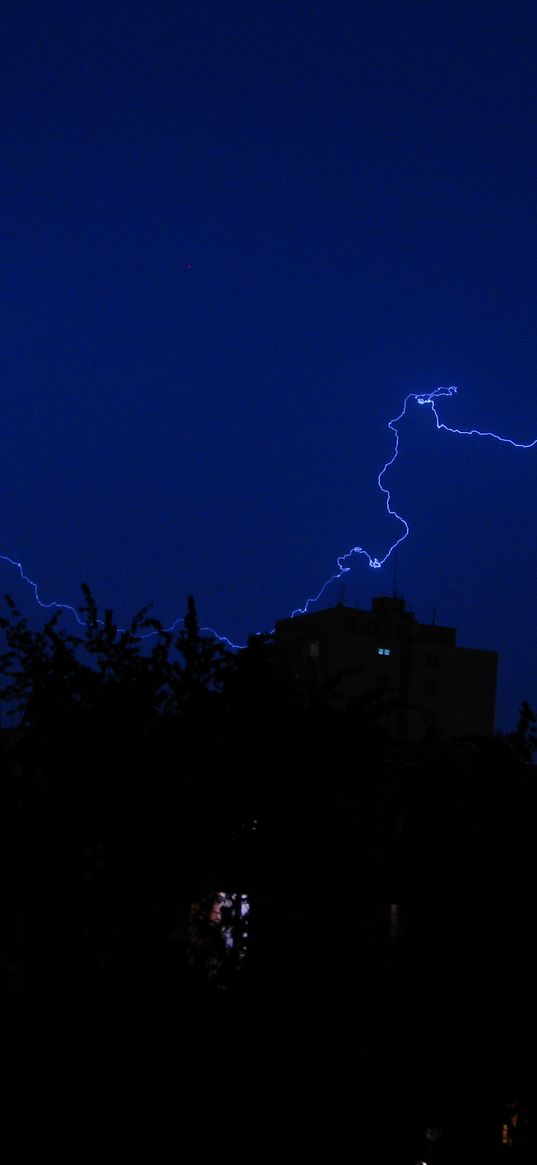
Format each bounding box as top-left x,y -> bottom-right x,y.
392,548 -> 398,599
337,581 -> 346,607
431,608 -> 437,626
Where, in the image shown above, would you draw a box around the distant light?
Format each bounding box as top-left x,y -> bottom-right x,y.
377,646 -> 391,656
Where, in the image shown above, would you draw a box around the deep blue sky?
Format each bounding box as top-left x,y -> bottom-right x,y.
2,1 -> 537,730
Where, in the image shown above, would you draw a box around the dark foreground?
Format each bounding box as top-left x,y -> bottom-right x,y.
1,600 -> 535,1160
3,897 -> 535,1164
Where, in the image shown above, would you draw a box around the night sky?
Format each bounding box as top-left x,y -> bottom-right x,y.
2,1 -> 537,731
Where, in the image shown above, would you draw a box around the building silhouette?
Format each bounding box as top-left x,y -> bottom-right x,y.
274,596 -> 497,741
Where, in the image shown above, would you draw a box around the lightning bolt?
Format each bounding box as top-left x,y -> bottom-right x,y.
291,385 -> 537,617
2,386 -> 536,642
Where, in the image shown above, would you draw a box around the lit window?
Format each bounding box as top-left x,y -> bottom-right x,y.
501,1122 -> 512,1146
377,646 -> 391,656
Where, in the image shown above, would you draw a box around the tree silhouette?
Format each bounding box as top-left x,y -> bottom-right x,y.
2,589 -> 537,1162
508,699 -> 537,764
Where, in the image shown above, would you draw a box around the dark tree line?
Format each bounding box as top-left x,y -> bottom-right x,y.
1,587 -> 536,1160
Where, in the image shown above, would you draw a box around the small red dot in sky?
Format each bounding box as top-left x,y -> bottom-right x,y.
185,263 -> 192,269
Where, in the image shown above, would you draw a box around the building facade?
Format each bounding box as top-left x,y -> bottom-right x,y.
274,596 -> 498,741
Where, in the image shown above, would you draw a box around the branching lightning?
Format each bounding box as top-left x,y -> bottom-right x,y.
0,554 -> 88,627
2,386 -> 536,644
0,551 -> 243,648
291,385 -> 537,617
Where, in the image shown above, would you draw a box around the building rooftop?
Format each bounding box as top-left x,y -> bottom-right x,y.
273,596 -> 498,741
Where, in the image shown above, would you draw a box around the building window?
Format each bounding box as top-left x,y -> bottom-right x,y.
426,653 -> 439,669
308,640 -> 320,659
377,646 -> 391,656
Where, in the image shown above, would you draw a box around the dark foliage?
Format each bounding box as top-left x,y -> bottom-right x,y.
1,590 -> 536,1160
